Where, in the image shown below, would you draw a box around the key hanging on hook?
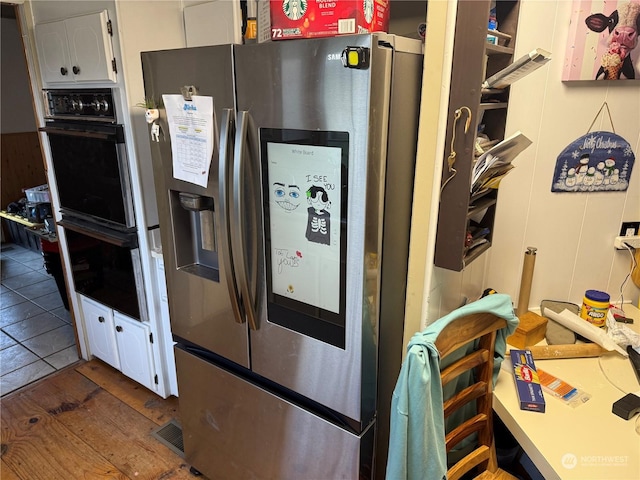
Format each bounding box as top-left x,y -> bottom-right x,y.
441,106 -> 472,194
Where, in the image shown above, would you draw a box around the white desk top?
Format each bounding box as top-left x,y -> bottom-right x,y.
494,304 -> 640,480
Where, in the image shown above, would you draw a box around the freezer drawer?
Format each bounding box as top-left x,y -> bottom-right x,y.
175,347 -> 374,479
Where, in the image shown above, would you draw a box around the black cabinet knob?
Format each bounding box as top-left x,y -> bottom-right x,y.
60,67 -> 67,75
98,316 -> 105,323
115,325 -> 123,333
72,65 -> 80,75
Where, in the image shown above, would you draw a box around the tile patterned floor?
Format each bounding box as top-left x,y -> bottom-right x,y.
1,243 -> 79,396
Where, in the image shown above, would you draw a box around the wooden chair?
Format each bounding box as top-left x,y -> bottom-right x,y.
434,312 -> 518,480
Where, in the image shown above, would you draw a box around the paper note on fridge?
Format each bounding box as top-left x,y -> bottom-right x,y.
163,94 -> 214,188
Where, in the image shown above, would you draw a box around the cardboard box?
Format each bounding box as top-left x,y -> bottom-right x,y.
264,0 -> 389,41
510,349 -> 546,413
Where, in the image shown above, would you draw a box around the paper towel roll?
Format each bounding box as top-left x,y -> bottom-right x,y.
517,247 -> 537,316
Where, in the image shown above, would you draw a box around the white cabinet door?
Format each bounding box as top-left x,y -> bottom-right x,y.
113,312 -> 156,391
35,20 -> 73,84
65,11 -> 116,83
81,295 -> 120,369
184,0 -> 243,47
35,10 -> 116,84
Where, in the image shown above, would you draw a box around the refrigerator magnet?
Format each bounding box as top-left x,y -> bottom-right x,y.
151,122 -> 162,142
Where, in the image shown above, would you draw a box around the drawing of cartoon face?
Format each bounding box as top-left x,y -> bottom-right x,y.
273,182 -> 301,212
306,185 -> 330,214
305,185 -> 331,245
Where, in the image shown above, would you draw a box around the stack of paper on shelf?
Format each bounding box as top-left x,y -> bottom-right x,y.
471,131 -> 532,195
482,48 -> 551,90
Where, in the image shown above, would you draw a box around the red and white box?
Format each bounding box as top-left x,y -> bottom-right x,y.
260,0 -> 389,41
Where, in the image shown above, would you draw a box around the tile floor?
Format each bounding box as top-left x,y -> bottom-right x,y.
1,242 -> 79,396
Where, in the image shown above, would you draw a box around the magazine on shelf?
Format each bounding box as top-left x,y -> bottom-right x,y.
471,131 -> 532,195
482,48 -> 551,90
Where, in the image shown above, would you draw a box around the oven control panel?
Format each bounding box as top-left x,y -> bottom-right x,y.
44,88 -> 116,122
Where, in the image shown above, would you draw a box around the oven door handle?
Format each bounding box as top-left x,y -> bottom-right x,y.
58,219 -> 138,248
39,126 -> 114,141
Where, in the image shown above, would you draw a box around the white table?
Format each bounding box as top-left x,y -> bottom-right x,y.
493,304 -> 640,480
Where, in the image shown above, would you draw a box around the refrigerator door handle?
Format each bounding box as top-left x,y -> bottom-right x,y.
231,110 -> 259,331
218,108 -> 244,324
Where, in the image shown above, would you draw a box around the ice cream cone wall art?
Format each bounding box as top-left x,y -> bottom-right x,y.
563,0 -> 640,81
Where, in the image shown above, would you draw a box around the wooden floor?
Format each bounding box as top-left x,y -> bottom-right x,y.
1,359 -> 204,480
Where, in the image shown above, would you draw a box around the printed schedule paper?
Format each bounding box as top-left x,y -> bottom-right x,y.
163,94 -> 214,188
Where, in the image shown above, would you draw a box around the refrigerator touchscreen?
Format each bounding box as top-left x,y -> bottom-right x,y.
261,129 -> 348,348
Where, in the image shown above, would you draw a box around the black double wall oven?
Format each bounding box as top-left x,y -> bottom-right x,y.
41,89 -> 147,321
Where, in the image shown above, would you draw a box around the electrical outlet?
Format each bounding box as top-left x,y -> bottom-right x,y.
620,221 -> 640,237
614,235 -> 640,250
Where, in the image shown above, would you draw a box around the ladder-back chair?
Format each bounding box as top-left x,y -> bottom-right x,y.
434,312 -> 518,480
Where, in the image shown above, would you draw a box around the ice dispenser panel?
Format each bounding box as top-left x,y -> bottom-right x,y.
169,190 -> 219,281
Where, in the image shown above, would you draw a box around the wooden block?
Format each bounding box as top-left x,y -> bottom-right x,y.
513,343 -> 606,359
507,311 -> 548,349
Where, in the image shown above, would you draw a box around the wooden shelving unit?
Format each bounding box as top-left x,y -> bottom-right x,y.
434,0 -> 520,271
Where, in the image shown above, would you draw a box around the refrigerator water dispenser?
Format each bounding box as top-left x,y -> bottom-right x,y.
169,191 -> 219,281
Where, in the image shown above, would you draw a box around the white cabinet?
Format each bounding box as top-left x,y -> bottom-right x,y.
184,1 -> 243,47
35,10 -> 116,84
81,295 -> 156,391
82,295 -> 120,370
114,311 -> 155,390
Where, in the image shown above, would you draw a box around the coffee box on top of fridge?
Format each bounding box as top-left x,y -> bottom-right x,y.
262,0 -> 389,41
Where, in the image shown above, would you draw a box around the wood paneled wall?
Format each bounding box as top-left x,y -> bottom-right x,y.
1,131 -> 46,209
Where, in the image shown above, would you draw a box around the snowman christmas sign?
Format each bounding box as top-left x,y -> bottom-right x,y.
551,105 -> 635,192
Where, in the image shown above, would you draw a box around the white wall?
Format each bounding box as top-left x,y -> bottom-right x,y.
115,0 -> 186,229
403,0 -> 457,347
486,0 -> 640,311
426,0 -> 640,325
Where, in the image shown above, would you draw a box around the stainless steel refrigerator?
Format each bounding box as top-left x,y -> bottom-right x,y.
142,33 -> 422,479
